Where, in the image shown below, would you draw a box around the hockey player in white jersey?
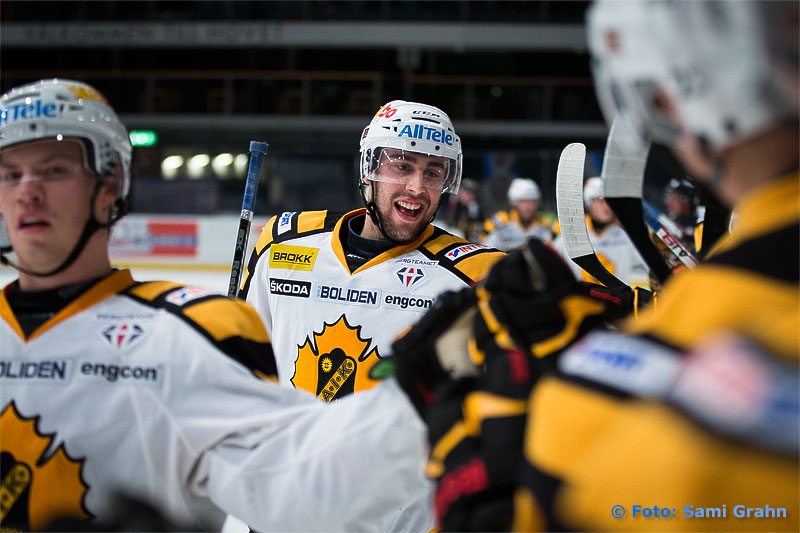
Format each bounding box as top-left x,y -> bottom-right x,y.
0,79 -> 437,532
552,176 -> 650,287
240,101 -> 502,531
479,177 -> 553,251
241,100 -> 503,401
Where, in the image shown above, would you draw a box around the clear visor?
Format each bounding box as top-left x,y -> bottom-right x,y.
0,137 -> 94,188
367,147 -> 459,193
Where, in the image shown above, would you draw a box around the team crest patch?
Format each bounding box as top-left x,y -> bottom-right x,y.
396,267 -> 425,288
101,323 -> 144,349
0,402 -> 92,530
292,315 -> 381,402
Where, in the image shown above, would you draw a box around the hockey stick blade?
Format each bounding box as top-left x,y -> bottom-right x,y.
556,142 -> 627,290
601,119 -> 672,284
228,141 -> 269,298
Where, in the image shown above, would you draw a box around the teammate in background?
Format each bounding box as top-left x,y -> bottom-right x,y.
663,177 -> 700,252
0,79 -> 435,532
551,176 -> 650,287
386,1 -> 799,531
442,177 -> 484,242
479,177 -> 553,251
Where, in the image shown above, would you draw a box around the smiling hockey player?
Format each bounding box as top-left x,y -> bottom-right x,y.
241,100 -> 503,402
238,100 -> 502,531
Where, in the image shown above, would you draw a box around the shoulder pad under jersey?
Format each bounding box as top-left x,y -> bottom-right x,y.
124,281 -> 277,381
240,210 -> 343,298
421,226 -> 505,285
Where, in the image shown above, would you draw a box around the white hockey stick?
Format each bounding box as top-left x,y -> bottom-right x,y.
556,143 -> 628,290
601,119 -> 673,284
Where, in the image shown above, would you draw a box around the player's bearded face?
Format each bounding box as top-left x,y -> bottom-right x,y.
371,150 -> 445,242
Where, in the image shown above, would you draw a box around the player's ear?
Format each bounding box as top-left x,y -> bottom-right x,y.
361,176 -> 373,201
97,178 -> 119,223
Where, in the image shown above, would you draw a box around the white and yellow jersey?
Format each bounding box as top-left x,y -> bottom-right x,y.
479,209 -> 554,251
242,208 -> 504,401
551,216 -> 651,288
0,269 -> 433,532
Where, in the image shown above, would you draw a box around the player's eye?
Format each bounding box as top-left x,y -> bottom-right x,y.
44,165 -> 70,178
0,170 -> 22,185
423,168 -> 444,179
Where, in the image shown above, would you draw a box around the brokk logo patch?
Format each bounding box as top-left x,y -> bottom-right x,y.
0,403 -> 92,531
269,244 -> 319,271
291,315 -> 381,402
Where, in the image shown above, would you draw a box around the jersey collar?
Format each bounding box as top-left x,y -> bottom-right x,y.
1,269 -> 137,342
331,209 -> 435,275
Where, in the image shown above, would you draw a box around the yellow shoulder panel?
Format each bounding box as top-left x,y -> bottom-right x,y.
297,210 -> 328,233
455,251 -> 505,283
423,233 -> 467,255
127,281 -> 183,302
183,298 -> 270,343
625,265 -> 798,360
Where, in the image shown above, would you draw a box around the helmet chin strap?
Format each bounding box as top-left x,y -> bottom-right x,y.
358,180 -> 441,245
0,179 -> 122,279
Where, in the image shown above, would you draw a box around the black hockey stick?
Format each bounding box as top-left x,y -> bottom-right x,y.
555,142 -> 628,291
228,141 -> 269,298
600,119 -> 672,284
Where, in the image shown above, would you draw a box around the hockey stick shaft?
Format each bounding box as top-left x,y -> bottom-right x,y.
228,141 -> 269,298
641,201 -> 699,269
601,119 -> 672,284
604,197 -> 673,284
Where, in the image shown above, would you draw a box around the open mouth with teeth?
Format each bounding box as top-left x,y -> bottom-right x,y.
19,217 -> 50,230
394,199 -> 424,221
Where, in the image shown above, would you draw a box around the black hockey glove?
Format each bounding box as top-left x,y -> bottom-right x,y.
428,344 -> 536,532
473,239 -> 635,363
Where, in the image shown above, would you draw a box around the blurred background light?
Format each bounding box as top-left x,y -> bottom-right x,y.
161,155 -> 184,180
187,154 -> 210,179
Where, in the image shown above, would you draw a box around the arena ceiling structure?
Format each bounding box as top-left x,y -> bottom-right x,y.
2,1 -> 684,216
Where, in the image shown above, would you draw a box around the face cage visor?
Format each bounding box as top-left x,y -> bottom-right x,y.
365,147 -> 461,194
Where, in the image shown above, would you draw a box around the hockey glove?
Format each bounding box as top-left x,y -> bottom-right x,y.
473,239 -> 635,363
371,287 -> 481,415
427,346 -> 536,531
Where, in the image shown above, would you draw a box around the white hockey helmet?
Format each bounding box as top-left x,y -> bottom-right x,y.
0,79 -> 132,218
507,178 -> 541,204
583,176 -> 605,208
359,100 -> 462,194
587,0 -> 799,152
